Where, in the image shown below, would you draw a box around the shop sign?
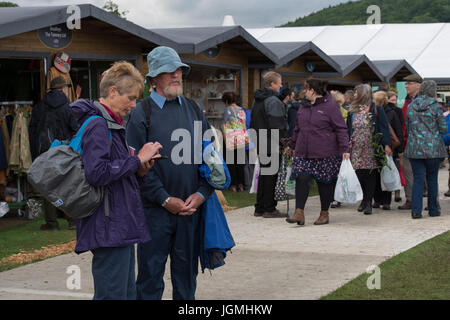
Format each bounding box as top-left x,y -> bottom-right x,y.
38,23 -> 73,49
437,85 -> 450,91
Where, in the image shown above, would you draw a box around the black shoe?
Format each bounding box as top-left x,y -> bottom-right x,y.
357,201 -> 365,212
394,197 -> 402,202
382,205 -> 391,210
412,214 -> 422,219
429,212 -> 441,217
254,211 -> 264,217
372,202 -> 380,208
363,203 -> 372,215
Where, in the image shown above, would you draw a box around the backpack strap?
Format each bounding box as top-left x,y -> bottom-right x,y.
186,97 -> 203,121
141,97 -> 152,140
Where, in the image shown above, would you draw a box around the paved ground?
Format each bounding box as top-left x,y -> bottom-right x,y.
1,168 -> 449,300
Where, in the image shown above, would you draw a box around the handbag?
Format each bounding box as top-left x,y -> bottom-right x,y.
373,104 -> 400,150
274,156 -> 289,201
222,107 -> 249,150
389,124 -> 401,150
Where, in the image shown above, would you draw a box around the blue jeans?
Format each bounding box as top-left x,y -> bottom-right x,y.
91,245 -> 136,300
409,158 -> 442,216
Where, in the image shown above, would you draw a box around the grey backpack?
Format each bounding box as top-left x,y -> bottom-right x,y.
27,115 -> 109,219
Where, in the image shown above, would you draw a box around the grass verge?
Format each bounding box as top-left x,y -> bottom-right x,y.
321,231 -> 450,300
0,215 -> 76,272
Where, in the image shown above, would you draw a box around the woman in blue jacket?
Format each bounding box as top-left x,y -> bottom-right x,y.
71,62 -> 162,300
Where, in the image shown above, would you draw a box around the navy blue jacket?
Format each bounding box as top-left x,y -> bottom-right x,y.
126,96 -> 213,208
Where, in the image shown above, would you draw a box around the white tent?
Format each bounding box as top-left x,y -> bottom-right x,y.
247,23 -> 450,82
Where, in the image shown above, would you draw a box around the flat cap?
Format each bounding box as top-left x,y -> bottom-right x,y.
403,74 -> 423,83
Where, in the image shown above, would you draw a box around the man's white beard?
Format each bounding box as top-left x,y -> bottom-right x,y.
163,82 -> 183,99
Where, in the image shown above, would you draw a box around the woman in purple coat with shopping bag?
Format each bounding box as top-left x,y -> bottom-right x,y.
285,80 -> 349,226
70,62 -> 162,300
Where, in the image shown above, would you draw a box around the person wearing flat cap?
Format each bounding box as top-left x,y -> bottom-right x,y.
29,76 -> 78,230
398,74 -> 423,210
127,46 -> 213,300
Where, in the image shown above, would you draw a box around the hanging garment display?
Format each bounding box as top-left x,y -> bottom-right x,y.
9,108 -> 32,174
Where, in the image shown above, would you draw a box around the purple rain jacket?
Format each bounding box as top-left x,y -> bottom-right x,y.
70,99 -> 150,254
289,92 -> 349,158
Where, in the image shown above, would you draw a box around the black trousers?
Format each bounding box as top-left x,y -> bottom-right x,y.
374,172 -> 392,205
225,149 -> 245,187
355,169 -> 377,205
295,175 -> 334,211
255,162 -> 278,213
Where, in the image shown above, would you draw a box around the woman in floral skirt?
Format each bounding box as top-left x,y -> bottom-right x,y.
285,80 -> 349,226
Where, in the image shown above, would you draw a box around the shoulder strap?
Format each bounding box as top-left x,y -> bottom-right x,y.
186,97 -> 203,121
141,97 -> 152,140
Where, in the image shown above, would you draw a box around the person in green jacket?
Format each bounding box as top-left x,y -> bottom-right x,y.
404,80 -> 448,219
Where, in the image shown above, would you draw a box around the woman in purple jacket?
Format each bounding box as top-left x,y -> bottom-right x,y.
285,80 -> 349,226
71,62 -> 162,300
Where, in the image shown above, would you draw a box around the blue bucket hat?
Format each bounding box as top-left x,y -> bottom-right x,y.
146,46 -> 191,78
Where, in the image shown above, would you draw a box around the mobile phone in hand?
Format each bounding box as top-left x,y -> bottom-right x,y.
150,155 -> 168,161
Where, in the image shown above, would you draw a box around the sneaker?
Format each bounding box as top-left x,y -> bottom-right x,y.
40,224 -> 59,231
330,201 -> 341,208
263,210 -> 288,218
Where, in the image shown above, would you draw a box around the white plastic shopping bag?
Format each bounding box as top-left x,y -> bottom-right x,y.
334,159 -> 363,203
249,158 -> 260,194
285,166 -> 296,196
380,156 -> 402,192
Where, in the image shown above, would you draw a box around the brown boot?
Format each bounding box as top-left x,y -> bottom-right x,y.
314,211 -> 329,225
398,200 -> 412,210
286,209 -> 305,226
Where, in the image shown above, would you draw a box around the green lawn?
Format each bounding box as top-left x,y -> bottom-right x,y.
321,231 -> 450,300
0,214 -> 76,272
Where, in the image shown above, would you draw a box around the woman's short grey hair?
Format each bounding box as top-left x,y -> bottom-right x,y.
418,80 -> 437,98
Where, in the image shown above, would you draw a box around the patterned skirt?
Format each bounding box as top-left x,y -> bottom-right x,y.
291,156 -> 342,184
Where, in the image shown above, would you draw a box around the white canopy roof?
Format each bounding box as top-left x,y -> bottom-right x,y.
247,23 -> 450,81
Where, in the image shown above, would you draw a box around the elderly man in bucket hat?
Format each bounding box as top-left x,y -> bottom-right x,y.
127,46 -> 213,300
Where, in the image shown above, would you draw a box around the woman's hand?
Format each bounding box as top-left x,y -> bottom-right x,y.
385,145 -> 392,157
137,142 -> 163,164
137,160 -> 154,177
343,153 -> 351,160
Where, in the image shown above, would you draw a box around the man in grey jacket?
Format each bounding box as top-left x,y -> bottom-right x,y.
250,71 -> 288,218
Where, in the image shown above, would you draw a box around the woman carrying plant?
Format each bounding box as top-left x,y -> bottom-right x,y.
343,84 -> 391,215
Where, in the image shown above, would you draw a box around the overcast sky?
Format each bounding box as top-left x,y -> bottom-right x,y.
12,0 -> 352,28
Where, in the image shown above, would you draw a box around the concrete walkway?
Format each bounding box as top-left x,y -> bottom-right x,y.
1,168 -> 449,300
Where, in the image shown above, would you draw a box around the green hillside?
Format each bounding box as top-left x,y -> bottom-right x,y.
282,0 -> 450,27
